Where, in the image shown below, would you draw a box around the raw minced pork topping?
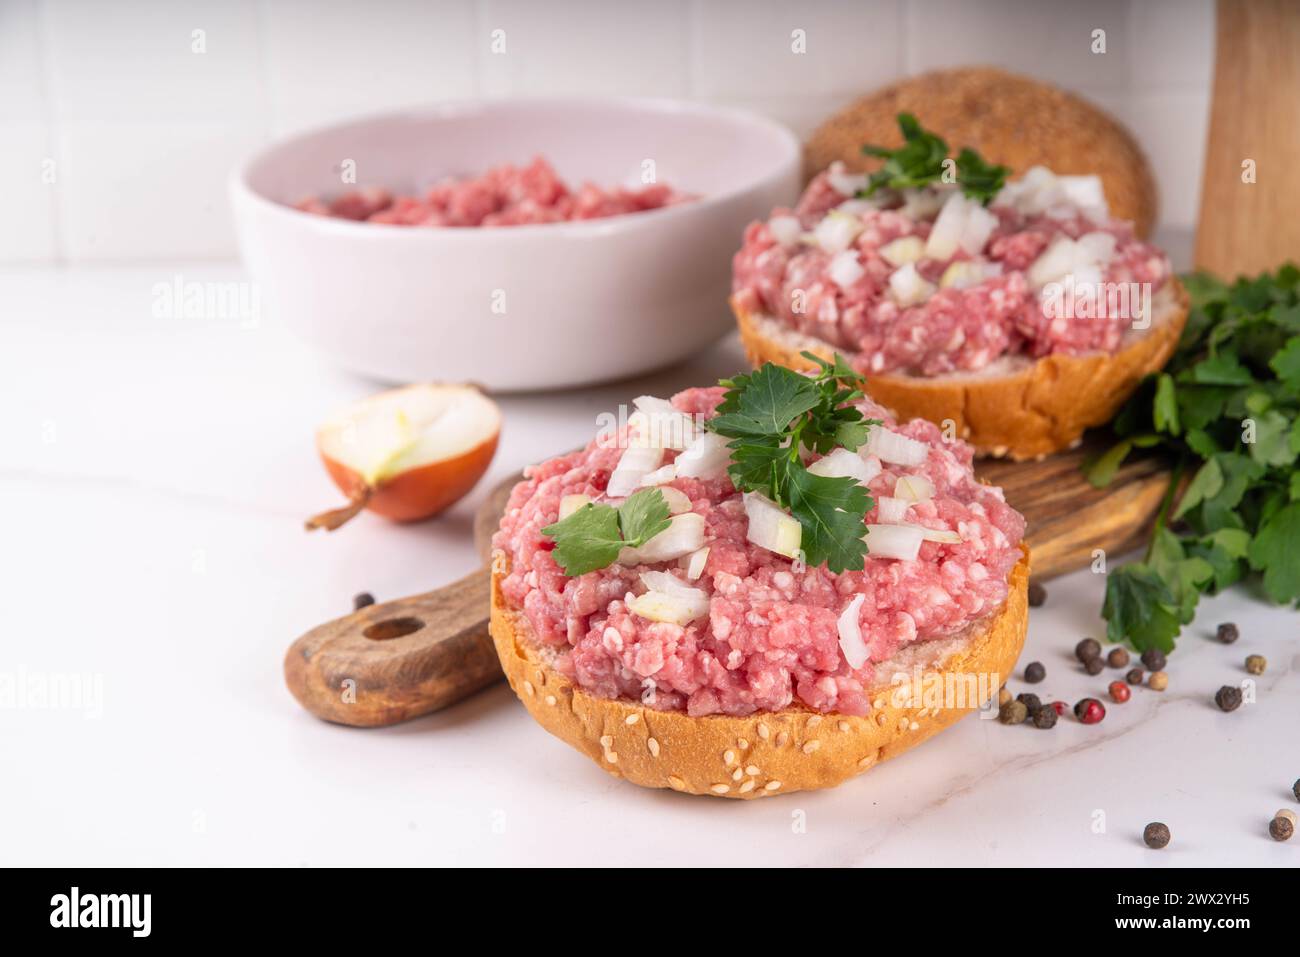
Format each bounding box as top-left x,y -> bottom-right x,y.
732,164 -> 1172,376
493,387 -> 1025,718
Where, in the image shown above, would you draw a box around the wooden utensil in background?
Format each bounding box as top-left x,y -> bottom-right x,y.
1195,0 -> 1300,276
284,440 -> 1169,728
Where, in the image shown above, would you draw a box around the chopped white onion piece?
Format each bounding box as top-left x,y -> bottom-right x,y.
837,594 -> 868,670
632,395 -> 698,450
875,495 -> 909,523
901,188 -> 946,219
813,210 -> 864,255
879,235 -> 925,268
919,527 -> 962,544
894,473 -> 935,503
628,586 -> 710,625
1058,175 -> 1107,215
888,261 -> 936,307
960,202 -> 998,255
684,546 -> 710,581
1077,231 -> 1117,264
606,444 -> 663,497
828,165 -> 869,196
638,464 -> 677,486
558,494 -> 591,520
860,454 -> 883,485
836,198 -> 878,217
865,426 -> 929,466
863,523 -> 924,560
828,250 -> 866,289
924,191 -> 969,260
808,447 -> 872,483
674,431 -> 731,480
656,486 -> 692,515
640,569 -> 701,596
743,492 -> 802,559
1027,235 -> 1082,288
618,512 -> 706,564
768,215 -> 802,247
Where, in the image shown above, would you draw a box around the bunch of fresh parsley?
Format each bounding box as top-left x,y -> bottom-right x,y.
541,488 -> 670,576
1091,264 -> 1300,652
859,113 -> 1010,206
706,354 -> 879,572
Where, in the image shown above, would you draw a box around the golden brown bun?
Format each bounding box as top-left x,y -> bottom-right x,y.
489,548 -> 1029,799
805,66 -> 1157,237
734,279 -> 1189,461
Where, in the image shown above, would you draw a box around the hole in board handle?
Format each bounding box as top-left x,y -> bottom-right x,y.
363,617 -> 425,641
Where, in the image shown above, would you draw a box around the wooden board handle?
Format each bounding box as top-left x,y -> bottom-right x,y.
284,566 -> 502,727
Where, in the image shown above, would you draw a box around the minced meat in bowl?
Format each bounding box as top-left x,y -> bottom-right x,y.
492,386 -> 1025,718
732,163 -> 1173,376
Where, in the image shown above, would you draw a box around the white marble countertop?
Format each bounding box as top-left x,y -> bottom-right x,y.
3,263 -> 1295,867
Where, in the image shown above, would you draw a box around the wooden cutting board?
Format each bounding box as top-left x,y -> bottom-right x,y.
284,437 -> 1170,727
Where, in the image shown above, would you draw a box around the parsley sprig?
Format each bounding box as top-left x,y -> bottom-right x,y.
859,113 -> 1009,206
1092,264 -> 1300,652
541,488 -> 670,576
707,354 -> 879,572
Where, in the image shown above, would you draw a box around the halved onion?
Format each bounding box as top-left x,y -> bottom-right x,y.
768,215 -> 802,247
894,474 -> 935,504
674,432 -> 731,480
656,486 -> 693,515
863,523 -> 924,560
879,235 -> 925,268
684,546 -> 710,580
558,493 -> 591,520
628,585 -> 710,625
837,594 -> 868,670
875,495 -> 909,524
618,512 -> 706,564
866,426 -> 929,466
888,262 -> 936,307
813,210 -> 864,255
808,447 -> 872,483
829,250 -> 866,289
743,492 -> 802,559
606,444 -> 664,497
638,464 -> 677,486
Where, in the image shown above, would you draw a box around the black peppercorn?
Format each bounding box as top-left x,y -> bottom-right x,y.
1126,667 -> 1144,685
1140,648 -> 1166,671
1075,638 -> 1101,662
1024,661 -> 1046,683
1107,647 -> 1130,668
1214,685 -> 1243,712
1293,778 -> 1300,802
1270,816 -> 1294,842
1216,622 -> 1239,644
1017,692 -> 1043,715
1084,656 -> 1105,675
1032,705 -> 1057,729
353,591 -> 376,610
1143,822 -> 1171,849
1027,582 -> 1047,607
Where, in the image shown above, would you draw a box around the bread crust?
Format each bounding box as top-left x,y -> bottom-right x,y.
804,66 -> 1158,237
734,279 -> 1189,461
488,548 -> 1029,799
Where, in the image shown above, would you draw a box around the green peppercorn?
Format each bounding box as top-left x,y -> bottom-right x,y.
1075,638 -> 1101,663
1245,654 -> 1267,675
1107,647 -> 1130,668
1143,822 -> 1170,849
999,700 -> 1028,725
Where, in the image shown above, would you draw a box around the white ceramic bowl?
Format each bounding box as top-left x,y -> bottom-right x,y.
230,98 -> 800,391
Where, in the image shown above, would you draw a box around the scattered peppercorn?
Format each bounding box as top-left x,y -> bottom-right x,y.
999,700 -> 1028,725
1214,685 -> 1243,712
1126,667 -> 1144,685
1107,647 -> 1130,668
1293,778 -> 1300,802
1216,622 -> 1239,644
1024,661 -> 1046,684
1051,701 -> 1067,716
1084,656 -> 1105,676
1276,809 -> 1298,827
1141,648 -> 1166,671
1108,681 -> 1131,703
1143,822 -> 1171,849
1017,692 -> 1043,716
1032,706 -> 1058,729
1148,670 -> 1168,691
1074,697 -> 1106,724
353,592 -> 375,611
1245,654 -> 1267,676
1028,582 -> 1047,607
1270,816 -> 1294,842
998,687 -> 1012,706
1075,638 -> 1101,663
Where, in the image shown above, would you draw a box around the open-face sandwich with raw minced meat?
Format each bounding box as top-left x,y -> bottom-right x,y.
732,114 -> 1188,460
489,359 -> 1028,798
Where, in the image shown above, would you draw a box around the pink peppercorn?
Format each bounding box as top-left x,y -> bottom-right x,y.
1074,697 -> 1106,724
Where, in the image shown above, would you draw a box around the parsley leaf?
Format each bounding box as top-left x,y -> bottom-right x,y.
541,488 -> 670,576
860,113 -> 1009,205
707,356 -> 878,573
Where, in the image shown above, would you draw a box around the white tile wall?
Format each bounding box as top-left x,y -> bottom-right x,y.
4,0 -> 1215,264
